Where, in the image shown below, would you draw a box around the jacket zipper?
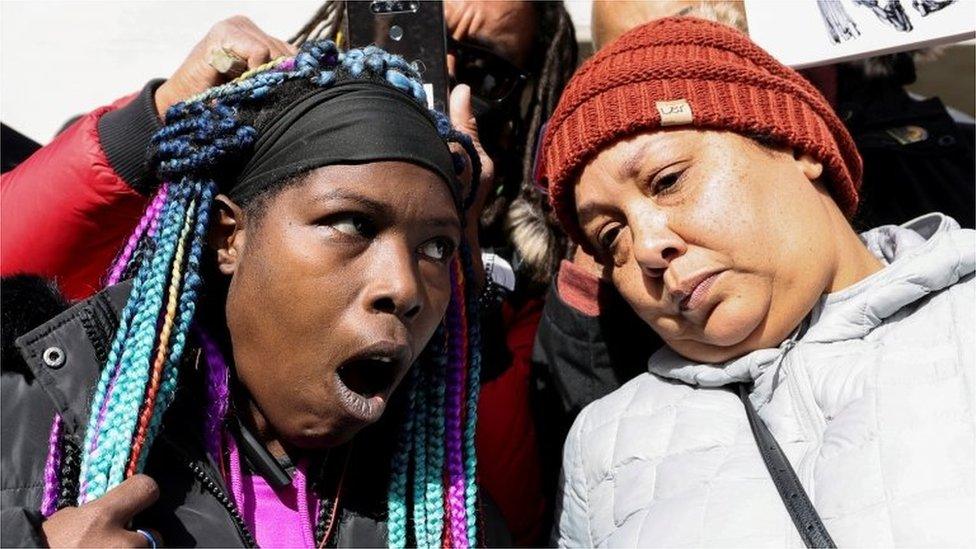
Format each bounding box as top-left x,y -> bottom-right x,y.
160,434 -> 258,548
182,458 -> 258,548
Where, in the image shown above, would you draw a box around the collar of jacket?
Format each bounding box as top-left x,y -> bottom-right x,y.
647,213 -> 975,388
13,281 -> 131,439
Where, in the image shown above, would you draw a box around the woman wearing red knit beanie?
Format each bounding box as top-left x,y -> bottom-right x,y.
544,17 -> 975,548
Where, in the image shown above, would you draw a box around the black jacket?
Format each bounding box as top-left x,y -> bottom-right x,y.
1,276 -> 510,547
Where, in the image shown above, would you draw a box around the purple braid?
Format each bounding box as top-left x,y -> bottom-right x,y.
196,327 -> 230,460
40,414 -> 63,517
444,261 -> 469,548
106,184 -> 169,285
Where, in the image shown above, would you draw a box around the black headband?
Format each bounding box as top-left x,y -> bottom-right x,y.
229,80 -> 457,206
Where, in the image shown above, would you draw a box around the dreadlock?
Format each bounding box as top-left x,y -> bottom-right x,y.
40,41 -> 483,548
505,1 -> 578,286
289,0 -> 344,47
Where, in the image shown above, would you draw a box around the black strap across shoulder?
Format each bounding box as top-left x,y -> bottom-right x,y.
738,383 -> 836,548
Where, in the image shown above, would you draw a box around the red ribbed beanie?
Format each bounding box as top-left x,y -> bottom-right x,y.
540,17 -> 862,246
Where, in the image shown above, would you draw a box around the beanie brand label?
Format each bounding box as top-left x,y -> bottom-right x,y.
656,99 -> 693,126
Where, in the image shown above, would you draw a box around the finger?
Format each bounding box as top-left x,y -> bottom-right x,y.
206,47 -> 247,77
230,17 -> 291,65
241,28 -> 290,63
270,36 -> 298,58
449,84 -> 478,137
122,529 -> 157,548
220,22 -> 274,70
94,475 -> 160,523
143,528 -> 164,548
232,40 -> 274,70
449,84 -> 495,186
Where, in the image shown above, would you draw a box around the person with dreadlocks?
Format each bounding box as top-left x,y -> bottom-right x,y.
1,29 -> 512,547
440,4 -> 578,543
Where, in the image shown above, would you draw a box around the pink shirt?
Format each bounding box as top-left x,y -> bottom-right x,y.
238,462 -> 320,548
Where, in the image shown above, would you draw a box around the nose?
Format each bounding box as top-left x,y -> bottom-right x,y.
367,245 -> 423,321
630,216 -> 686,278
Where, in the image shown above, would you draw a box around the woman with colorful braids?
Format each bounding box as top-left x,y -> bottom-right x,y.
1,29 -> 507,548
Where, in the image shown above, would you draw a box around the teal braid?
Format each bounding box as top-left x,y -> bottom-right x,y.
410,351 -> 431,547
79,186 -> 192,501
98,183 -> 193,493
137,180 -> 217,471
78,239 -> 150,499
387,362 -> 420,549
423,324 -> 448,548
459,243 -> 482,544
79,189 -> 186,500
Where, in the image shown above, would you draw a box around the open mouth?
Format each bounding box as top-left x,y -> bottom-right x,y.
337,357 -> 397,398
333,342 -> 409,423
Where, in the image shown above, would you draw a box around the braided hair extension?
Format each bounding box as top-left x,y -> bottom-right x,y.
106,184 -> 169,286
443,259 -> 470,548
51,40 -> 483,547
387,350 -> 422,549
423,327 -> 448,547
458,243 -> 482,543
48,184 -> 168,504
40,414 -> 63,517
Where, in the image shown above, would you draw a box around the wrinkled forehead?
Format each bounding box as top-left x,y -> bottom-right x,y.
250,161 -> 460,232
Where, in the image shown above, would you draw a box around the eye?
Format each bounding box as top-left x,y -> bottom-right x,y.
597,224 -> 622,255
418,237 -> 456,262
325,213 -> 376,239
652,170 -> 684,195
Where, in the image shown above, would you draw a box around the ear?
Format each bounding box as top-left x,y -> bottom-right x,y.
794,150 -> 824,182
208,195 -> 247,276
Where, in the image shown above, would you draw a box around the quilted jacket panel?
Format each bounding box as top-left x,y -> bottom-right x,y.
558,214 -> 975,548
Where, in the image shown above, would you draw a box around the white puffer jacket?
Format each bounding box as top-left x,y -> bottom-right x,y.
557,214 -> 975,548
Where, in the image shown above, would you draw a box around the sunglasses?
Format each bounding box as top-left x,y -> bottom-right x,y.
447,37 -> 529,106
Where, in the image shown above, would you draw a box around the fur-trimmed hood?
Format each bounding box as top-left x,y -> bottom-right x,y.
1,275 -> 70,372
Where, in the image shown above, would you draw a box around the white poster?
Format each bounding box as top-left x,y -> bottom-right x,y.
744,0 -> 976,68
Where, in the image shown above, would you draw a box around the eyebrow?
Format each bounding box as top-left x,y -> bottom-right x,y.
617,141 -> 654,181
311,189 -> 461,232
311,189 -> 391,216
426,215 -> 462,233
576,201 -> 609,232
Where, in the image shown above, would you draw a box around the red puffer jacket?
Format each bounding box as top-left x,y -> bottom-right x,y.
1,82 -> 162,300
0,80 -> 548,545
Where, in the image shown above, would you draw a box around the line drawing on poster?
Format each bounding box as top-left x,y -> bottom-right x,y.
817,0 -> 957,44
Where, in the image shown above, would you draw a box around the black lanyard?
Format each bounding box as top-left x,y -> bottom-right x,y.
738,383 -> 836,548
